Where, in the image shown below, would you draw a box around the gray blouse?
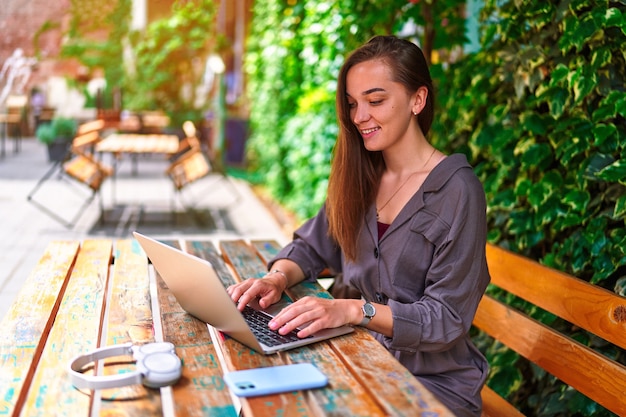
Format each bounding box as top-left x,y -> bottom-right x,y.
270,154 -> 490,416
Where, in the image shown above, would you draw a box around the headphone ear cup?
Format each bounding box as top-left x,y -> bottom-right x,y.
138,352 -> 182,389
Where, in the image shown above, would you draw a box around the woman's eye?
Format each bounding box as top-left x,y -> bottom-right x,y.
370,100 -> 382,105
348,102 -> 356,109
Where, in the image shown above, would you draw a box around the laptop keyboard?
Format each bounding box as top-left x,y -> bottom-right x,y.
242,305 -> 308,347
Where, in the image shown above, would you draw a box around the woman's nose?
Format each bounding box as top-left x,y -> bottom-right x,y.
352,105 -> 370,124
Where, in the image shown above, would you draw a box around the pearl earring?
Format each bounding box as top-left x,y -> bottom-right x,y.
413,111 -> 418,116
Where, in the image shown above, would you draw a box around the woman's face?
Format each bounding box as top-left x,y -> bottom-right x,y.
346,59 -> 416,152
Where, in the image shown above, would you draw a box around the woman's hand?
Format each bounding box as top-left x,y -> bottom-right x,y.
227,274 -> 286,311
269,297 -> 361,338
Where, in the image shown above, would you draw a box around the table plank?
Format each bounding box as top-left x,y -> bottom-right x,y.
0,241 -> 79,416
219,240 -> 268,280
99,238 -> 161,415
329,330 -> 453,415
159,240 -> 238,417
250,240 -> 333,301
184,240 -> 238,287
20,240 -> 112,416
220,240 -> 293,309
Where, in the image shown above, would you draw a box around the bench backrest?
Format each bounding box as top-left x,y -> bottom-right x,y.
475,243 -> 626,416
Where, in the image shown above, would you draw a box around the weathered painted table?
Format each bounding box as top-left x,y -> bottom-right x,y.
0,238 -> 452,416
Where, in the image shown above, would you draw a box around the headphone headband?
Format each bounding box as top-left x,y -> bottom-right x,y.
68,342 -> 182,390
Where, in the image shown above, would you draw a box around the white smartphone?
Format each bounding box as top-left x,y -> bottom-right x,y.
223,363 -> 328,397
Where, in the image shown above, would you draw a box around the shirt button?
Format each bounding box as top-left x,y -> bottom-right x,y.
374,248 -> 379,258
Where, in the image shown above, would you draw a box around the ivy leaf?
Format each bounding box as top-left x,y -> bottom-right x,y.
558,135 -> 588,165
548,87 -> 568,118
549,64 -> 569,87
553,212 -> 584,232
527,172 -> 562,209
558,15 -> 581,53
614,195 -> 626,219
597,159 -> 626,184
563,189 -> 590,213
591,253 -> 614,284
514,178 -> 532,198
604,7 -> 623,28
572,70 -> 597,104
592,123 -> 618,147
522,143 -> 553,170
520,112 -> 548,135
591,47 -> 612,70
592,102 -> 616,123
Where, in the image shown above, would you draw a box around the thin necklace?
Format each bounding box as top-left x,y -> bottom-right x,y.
376,147 -> 437,220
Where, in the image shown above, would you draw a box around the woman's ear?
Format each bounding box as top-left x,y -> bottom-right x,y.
411,86 -> 429,115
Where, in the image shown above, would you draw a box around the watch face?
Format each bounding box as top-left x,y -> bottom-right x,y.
363,303 -> 375,317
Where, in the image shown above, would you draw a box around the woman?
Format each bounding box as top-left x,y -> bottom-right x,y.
228,35 -> 490,416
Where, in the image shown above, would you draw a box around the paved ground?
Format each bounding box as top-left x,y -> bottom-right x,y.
0,137 -> 290,321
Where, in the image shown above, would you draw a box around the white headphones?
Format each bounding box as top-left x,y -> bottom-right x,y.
68,342 -> 182,390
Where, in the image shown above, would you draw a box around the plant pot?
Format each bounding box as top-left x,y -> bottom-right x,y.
47,140 -> 71,162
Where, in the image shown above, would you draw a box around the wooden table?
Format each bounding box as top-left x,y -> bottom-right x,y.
96,133 -> 179,154
95,133 -> 181,208
0,238 -> 453,416
96,133 -> 180,176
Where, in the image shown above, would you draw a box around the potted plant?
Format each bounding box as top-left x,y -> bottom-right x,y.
36,117 -> 77,162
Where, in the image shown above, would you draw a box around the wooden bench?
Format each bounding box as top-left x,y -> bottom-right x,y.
0,238 -> 453,416
476,243 -> 626,416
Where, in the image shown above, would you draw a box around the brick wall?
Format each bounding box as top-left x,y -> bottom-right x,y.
1,0 -> 75,92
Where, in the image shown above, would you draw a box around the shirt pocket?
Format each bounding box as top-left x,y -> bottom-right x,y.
392,211 -> 449,293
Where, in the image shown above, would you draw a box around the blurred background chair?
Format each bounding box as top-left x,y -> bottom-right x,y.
27,119 -> 112,228
166,120 -> 240,222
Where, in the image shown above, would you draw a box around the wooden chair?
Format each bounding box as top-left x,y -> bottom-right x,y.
27,120 -> 112,228
0,95 -> 27,156
165,121 -> 240,221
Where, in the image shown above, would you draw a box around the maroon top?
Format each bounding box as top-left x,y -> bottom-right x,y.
377,221 -> 390,240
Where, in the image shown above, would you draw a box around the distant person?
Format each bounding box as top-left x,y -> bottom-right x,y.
227,35 -> 490,416
30,87 -> 46,130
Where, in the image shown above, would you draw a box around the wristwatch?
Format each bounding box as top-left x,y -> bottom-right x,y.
360,302 -> 376,326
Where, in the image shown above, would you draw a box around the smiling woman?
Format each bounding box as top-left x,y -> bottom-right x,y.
228,35 -> 491,417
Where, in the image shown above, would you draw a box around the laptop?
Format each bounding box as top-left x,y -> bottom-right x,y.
133,232 -> 354,354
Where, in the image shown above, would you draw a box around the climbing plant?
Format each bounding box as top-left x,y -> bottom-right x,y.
60,0 -> 131,108
124,0 -> 218,126
433,0 -> 626,415
246,0 -> 626,415
245,0 -> 467,219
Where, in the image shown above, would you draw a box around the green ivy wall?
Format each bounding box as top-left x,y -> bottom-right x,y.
245,0 -> 626,415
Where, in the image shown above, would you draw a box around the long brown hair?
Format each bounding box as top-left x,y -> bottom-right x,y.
326,35 -> 435,262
